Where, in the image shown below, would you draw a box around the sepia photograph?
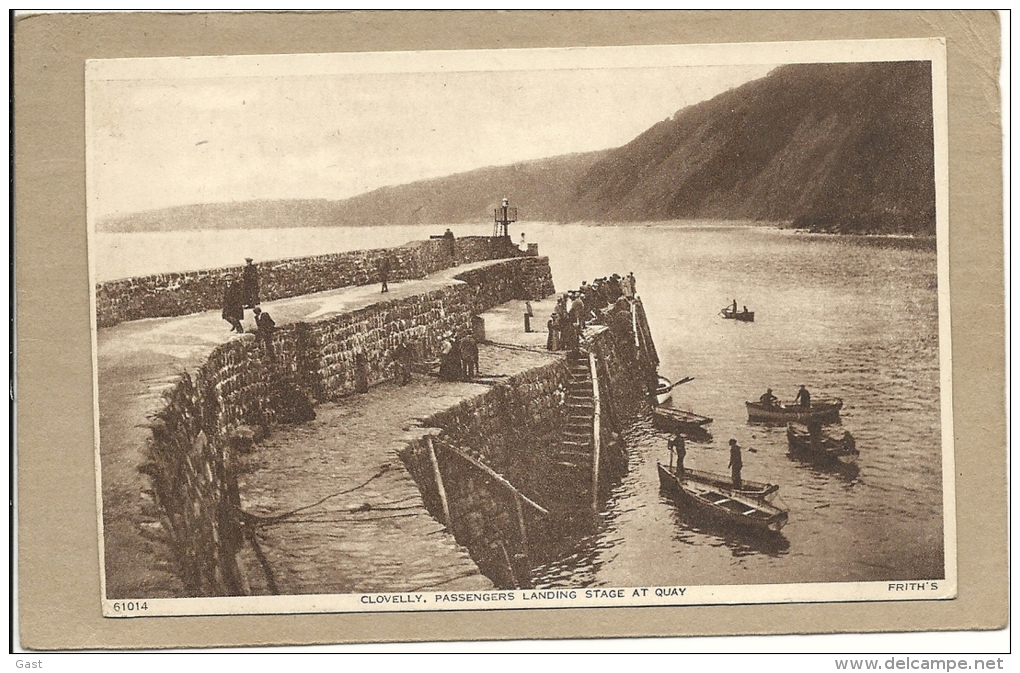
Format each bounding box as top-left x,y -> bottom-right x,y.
85,38 -> 954,617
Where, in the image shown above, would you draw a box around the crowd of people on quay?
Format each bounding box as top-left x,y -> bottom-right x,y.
546,271 -> 637,351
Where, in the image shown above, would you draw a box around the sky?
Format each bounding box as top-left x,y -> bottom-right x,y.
86,47 -> 777,223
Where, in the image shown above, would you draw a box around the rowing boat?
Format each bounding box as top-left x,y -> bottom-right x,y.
720,307 -> 754,322
745,399 -> 842,424
786,423 -> 858,464
679,467 -> 779,502
657,463 -> 788,533
655,376 -> 673,405
652,406 -> 713,439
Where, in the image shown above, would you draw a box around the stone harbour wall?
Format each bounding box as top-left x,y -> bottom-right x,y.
141,255 -> 555,596
399,288 -> 660,588
96,235 -> 521,328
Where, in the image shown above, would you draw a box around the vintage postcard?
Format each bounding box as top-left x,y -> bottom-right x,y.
85,37 -> 954,619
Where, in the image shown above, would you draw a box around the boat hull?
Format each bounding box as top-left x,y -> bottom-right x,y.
655,376 -> 673,405
786,424 -> 859,464
746,400 -> 842,425
680,467 -> 779,502
721,309 -> 754,322
652,407 -> 713,441
657,464 -> 788,533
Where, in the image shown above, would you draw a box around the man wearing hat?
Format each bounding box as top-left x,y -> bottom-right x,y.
252,307 -> 276,357
728,439 -> 743,488
241,257 -> 260,309
221,274 -> 245,334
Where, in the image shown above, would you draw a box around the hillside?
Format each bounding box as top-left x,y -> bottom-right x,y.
572,61 -> 936,234
100,61 -> 935,235
98,152 -> 606,232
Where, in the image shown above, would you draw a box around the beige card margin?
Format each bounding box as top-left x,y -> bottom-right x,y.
14,10 -> 1005,649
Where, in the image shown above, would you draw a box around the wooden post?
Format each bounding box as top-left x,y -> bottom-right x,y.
433,438 -> 549,516
588,350 -> 601,513
630,300 -> 641,351
426,436 -> 452,528
514,492 -> 529,560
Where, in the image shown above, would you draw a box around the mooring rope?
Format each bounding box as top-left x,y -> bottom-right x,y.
243,463 -> 392,526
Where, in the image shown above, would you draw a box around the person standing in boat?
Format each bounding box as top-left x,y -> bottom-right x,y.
731,299 -> 738,314
728,439 -> 743,488
668,433 -> 687,477
795,384 -> 811,408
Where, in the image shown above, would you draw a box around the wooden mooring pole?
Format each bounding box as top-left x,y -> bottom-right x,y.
588,350 -> 602,513
426,435 -> 453,528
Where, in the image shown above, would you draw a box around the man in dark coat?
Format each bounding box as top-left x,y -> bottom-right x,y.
378,256 -> 391,293
241,258 -> 260,309
728,439 -> 743,488
222,276 -> 245,333
459,334 -> 479,379
668,433 -> 687,476
253,307 -> 276,357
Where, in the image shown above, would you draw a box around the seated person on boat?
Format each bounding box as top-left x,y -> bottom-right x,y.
759,388 -> 778,408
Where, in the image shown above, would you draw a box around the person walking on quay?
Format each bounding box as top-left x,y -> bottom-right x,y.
669,433 -> 687,477
438,333 -> 461,381
459,334 -> 479,380
241,258 -> 260,309
728,438 -> 743,489
794,384 -> 811,408
222,275 -> 245,334
568,291 -> 586,331
252,307 -> 276,357
626,271 -> 637,298
547,312 -> 561,351
378,255 -> 391,294
524,300 -> 534,333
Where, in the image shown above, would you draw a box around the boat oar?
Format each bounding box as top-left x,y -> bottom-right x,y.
662,377 -> 694,393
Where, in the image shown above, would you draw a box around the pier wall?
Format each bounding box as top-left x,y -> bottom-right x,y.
140,255 -> 554,596
400,294 -> 658,588
96,235 -> 521,328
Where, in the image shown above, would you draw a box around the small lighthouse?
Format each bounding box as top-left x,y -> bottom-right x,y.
493,196 -> 517,238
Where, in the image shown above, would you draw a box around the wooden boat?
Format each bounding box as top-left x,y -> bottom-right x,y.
657,463 -> 788,533
681,467 -> 779,503
654,375 -> 694,406
721,306 -> 754,322
786,423 -> 859,464
655,376 -> 673,405
745,399 -> 842,425
652,406 -> 713,438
